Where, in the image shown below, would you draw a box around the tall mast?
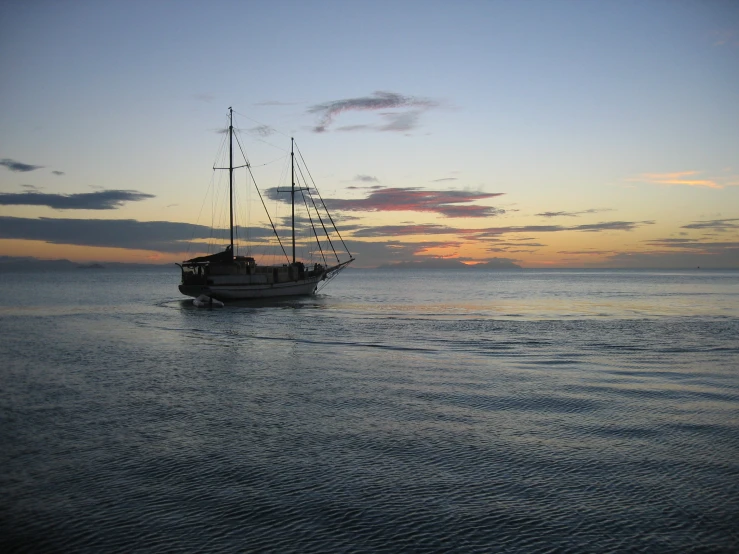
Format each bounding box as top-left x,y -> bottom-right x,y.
291,137 -> 295,264
229,107 -> 234,254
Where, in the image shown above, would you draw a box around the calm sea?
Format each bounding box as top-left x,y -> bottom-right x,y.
1,268 -> 738,552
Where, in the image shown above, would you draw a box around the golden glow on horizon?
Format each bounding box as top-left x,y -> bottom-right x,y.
0,240 -> 181,264
0,189 -> 734,268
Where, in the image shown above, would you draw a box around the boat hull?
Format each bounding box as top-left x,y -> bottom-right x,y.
179,275 -> 322,300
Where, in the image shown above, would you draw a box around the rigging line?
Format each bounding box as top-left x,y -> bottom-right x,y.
246,163 -> 290,264
211,171 -> 227,252
203,122 -> 231,254
232,127 -> 260,257
242,161 -> 252,255
298,177 -> 329,266
197,124 -> 229,255
231,129 -> 251,167
250,154 -> 289,167
295,159 -> 341,263
210,170 -> 221,252
239,164 -> 253,255
212,121 -> 229,168
295,142 -> 353,258
232,129 -> 288,168
233,128 -> 273,254
234,131 -> 288,154
185,169 -> 218,258
231,109 -> 292,140
233,169 -> 241,256
230,112 -> 291,154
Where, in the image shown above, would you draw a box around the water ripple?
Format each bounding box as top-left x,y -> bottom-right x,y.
2,271 -> 738,552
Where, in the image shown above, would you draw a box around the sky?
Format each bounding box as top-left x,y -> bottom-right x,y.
1,0 -> 738,268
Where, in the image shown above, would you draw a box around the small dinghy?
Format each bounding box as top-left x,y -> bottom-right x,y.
193,294 -> 224,308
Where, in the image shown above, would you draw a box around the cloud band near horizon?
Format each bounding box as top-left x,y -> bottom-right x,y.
268,186 -> 505,218
0,216 -> 736,268
0,190 -> 155,210
351,220 -> 655,238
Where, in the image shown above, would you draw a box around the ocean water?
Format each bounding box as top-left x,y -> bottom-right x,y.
1,268 -> 738,552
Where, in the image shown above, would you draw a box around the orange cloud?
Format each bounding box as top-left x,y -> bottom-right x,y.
633,171 -> 723,189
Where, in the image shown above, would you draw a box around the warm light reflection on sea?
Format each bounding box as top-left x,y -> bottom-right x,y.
1,268 -> 738,552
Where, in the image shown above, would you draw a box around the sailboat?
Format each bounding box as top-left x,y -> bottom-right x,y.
177,108 -> 354,301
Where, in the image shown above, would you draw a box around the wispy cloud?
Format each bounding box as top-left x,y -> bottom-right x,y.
352,220 -> 653,238
354,175 -> 379,183
644,237 -> 739,251
536,208 -> 613,217
0,216 -> 281,254
572,221 -> 652,232
336,125 -> 372,132
563,236 -> 739,268
494,242 -> 546,247
473,221 -> 653,238
353,224 -> 455,237
325,187 -> 504,218
266,186 -> 503,218
249,125 -> 276,137
711,29 -> 739,47
433,178 -> 457,182
377,110 -> 422,132
308,91 -> 438,133
680,218 -> 739,232
0,216 -> 214,252
1,158 -> 44,172
487,247 -> 537,254
485,239 -> 546,253
537,212 -> 569,218
51,170 -> 65,176
632,171 -> 724,189
601,237 -> 739,268
557,250 -> 615,256
0,190 -> 155,210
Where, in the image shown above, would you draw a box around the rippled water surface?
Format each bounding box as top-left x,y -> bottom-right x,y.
1,269 -> 738,552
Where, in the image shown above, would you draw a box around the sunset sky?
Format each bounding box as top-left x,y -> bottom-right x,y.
1,0 -> 738,268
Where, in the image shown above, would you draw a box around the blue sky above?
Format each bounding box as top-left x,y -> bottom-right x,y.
1,0 -> 737,267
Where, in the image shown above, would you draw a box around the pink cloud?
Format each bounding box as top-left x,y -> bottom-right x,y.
632,171 -> 724,189
308,91 -> 438,133
328,187 -> 505,218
